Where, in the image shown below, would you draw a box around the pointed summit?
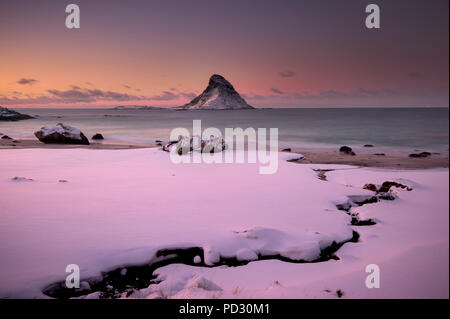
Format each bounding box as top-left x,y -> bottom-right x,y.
180,74 -> 254,110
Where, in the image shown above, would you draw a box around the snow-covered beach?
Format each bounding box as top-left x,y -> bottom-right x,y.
1,0 -> 448,306
0,148 -> 447,298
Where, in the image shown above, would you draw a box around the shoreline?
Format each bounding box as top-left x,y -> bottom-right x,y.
1,137 -> 448,169
0,137 -> 155,150
288,148 -> 449,170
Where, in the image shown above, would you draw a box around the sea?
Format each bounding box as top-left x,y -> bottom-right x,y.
1,107 -> 448,155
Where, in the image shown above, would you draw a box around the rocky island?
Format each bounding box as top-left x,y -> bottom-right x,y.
178,74 -> 254,110
0,106 -> 34,121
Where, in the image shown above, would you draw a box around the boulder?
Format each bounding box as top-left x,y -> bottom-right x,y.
92,133 -> 104,140
282,148 -> 292,152
34,123 -> 90,145
1,135 -> 12,140
339,146 -> 355,155
364,144 -> 374,147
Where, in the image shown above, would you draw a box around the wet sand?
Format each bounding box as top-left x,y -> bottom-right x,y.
288,148 -> 449,170
1,137 -> 448,169
0,137 -> 155,150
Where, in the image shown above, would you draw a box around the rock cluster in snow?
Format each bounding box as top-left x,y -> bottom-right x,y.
179,74 -> 254,110
0,106 -> 34,121
34,123 -> 90,145
163,135 -> 227,154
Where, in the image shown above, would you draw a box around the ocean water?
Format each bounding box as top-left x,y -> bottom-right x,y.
1,107 -> 448,155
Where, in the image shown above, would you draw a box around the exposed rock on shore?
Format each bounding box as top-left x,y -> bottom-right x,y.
92,133 -> 104,140
34,123 -> 90,145
339,146 -> 355,156
409,152 -> 432,158
163,135 -> 227,154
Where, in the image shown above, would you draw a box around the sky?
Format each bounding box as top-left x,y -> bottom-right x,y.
0,0 -> 448,108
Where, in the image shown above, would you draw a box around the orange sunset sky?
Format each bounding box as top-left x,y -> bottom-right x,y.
0,0 -> 448,108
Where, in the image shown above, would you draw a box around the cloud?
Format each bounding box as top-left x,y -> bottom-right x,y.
148,91 -> 178,101
279,70 -> 296,78
180,92 -> 196,100
17,78 -> 38,85
271,88 -> 284,94
244,88 -> 404,102
0,85 -> 199,105
123,84 -> 132,89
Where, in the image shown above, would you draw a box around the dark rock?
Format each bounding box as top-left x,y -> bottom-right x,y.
354,196 -> 379,205
378,181 -> 412,193
363,184 -> 377,192
155,140 -> 162,143
34,123 -> 90,145
339,146 -> 355,155
409,152 -> 431,158
92,133 -> 104,140
374,153 -> 385,156
362,181 -> 412,194
281,148 -> 291,152
0,106 -> 34,121
1,135 -> 12,140
352,218 -> 376,226
339,146 -> 352,152
363,144 -> 374,147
